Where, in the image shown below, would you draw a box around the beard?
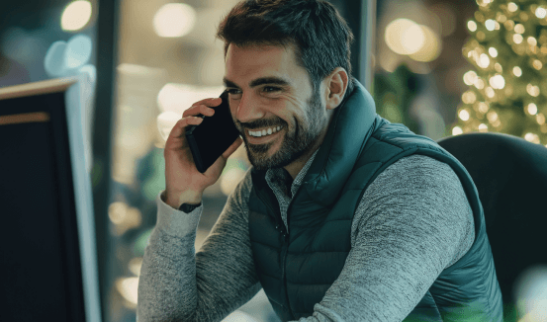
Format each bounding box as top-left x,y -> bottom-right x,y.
241,89 -> 327,171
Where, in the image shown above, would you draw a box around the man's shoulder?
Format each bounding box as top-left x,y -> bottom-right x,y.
355,153 -> 470,213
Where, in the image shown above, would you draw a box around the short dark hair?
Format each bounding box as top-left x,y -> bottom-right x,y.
216,0 -> 356,100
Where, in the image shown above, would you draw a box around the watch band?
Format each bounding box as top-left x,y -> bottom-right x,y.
178,202 -> 201,213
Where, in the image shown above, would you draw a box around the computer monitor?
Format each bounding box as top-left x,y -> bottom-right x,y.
0,76 -> 101,322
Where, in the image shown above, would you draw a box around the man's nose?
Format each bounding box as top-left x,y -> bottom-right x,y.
233,93 -> 265,124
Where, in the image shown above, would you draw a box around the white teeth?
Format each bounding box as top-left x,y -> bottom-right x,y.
248,125 -> 283,137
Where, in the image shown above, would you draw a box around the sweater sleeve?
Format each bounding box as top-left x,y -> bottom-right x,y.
137,169 -> 261,322
295,154 -> 476,322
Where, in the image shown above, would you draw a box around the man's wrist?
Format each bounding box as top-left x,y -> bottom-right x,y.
178,202 -> 201,213
164,189 -> 203,209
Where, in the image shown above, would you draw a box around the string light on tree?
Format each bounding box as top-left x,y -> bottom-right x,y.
453,0 -> 547,148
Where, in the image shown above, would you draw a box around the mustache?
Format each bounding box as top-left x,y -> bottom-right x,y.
238,118 -> 286,130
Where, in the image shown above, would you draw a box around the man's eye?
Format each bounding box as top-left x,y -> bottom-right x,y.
263,86 -> 281,93
226,89 -> 241,95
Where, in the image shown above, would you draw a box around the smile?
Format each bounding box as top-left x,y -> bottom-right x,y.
246,125 -> 284,144
248,125 -> 283,137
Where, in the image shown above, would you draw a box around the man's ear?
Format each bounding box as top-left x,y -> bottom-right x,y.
324,67 -> 349,111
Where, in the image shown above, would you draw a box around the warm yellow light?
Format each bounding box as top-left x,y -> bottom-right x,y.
453,126 -> 463,135
108,202 -> 142,235
61,0 -> 92,31
478,102 -> 489,113
487,111 -> 499,123
513,34 -> 523,44
527,84 -> 540,97
462,91 -> 477,104
489,75 -> 505,89
115,277 -> 139,306
485,87 -> 495,98
479,123 -> 488,132
508,2 -> 519,13
153,3 -> 196,38
128,257 -> 143,276
513,66 -> 523,77
475,78 -> 486,89
537,113 -> 546,125
536,6 -> 547,19
459,110 -> 470,121
408,25 -> 442,62
494,63 -> 503,72
514,24 -> 525,34
528,37 -> 538,46
528,103 -> 538,115
464,71 -> 478,85
385,19 -> 425,55
468,20 -> 478,32
524,133 -> 540,144
485,19 -> 496,31
533,60 -> 543,70
488,47 -> 498,57
478,54 -> 490,68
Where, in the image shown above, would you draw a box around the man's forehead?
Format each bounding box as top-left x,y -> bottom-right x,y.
224,43 -> 303,87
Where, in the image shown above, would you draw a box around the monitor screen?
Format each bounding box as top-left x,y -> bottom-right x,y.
0,77 -> 101,322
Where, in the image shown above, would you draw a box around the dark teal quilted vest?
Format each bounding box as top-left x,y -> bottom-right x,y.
248,80 -> 503,321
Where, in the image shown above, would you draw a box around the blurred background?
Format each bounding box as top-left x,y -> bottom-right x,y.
1,0 -> 547,321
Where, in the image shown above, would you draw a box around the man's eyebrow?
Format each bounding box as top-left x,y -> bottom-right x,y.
223,76 -> 292,89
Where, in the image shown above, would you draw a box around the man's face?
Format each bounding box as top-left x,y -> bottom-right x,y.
224,43 -> 329,171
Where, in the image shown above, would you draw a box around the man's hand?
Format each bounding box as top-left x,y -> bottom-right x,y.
163,97 -> 243,208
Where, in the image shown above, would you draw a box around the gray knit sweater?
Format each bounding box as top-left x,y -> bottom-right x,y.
137,153 -> 475,321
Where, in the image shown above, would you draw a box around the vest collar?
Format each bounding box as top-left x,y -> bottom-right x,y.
302,79 -> 377,206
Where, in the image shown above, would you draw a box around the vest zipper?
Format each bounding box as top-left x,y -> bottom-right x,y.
254,181 -> 295,319
280,225 -> 294,319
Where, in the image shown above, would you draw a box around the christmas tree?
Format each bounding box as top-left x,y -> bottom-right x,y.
453,0 -> 547,147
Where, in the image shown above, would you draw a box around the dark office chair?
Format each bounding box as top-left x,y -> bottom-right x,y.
437,132 -> 547,322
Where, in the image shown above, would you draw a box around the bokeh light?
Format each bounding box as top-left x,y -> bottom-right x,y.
468,20 -> 478,32
153,3 -> 197,38
409,25 -> 442,62
115,277 -> 139,307
65,34 -> 92,68
61,0 -> 93,31
44,41 -> 68,77
385,19 -> 425,55
527,103 -> 538,115
489,75 -> 505,89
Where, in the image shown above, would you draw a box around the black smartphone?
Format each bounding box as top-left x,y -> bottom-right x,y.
185,90 -> 241,173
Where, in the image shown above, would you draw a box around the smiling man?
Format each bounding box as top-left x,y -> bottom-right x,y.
137,1 -> 504,321
223,44 -> 334,176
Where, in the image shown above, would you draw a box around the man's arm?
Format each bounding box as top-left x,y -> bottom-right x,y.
295,155 -> 475,322
137,170 -> 261,322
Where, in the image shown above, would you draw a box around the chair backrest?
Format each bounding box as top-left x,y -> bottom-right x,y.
437,133 -> 547,308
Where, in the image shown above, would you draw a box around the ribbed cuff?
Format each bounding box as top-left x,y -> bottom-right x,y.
155,190 -> 203,237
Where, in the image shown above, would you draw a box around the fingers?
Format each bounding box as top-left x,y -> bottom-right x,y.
168,116 -> 203,140
221,136 -> 244,159
183,104 -> 216,118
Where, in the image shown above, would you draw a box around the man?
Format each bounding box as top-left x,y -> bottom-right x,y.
137,0 -> 504,321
